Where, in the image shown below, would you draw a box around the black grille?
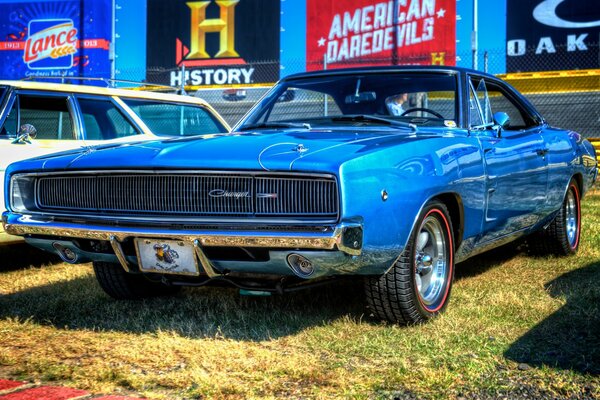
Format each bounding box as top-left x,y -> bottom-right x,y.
35,173 -> 338,219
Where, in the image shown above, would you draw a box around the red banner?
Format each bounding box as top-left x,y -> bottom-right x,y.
306,0 -> 455,70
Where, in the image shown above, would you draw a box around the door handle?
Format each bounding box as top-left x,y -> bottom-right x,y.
536,148 -> 549,156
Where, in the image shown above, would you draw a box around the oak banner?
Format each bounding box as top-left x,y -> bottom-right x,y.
506,0 -> 600,72
306,0 -> 455,70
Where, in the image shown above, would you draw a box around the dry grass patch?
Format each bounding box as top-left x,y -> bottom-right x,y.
1,195 -> 599,398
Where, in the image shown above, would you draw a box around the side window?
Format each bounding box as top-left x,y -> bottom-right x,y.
1,95 -> 74,140
475,80 -> 493,125
77,98 -> 141,140
484,82 -> 534,130
122,98 -> 228,136
468,84 -> 484,127
1,101 -> 17,137
468,77 -> 493,128
468,77 -> 537,131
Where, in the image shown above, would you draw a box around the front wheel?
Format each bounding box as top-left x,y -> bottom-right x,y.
528,179 -> 581,256
365,200 -> 455,324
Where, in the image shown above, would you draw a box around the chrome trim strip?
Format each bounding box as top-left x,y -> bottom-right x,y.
109,235 -> 130,272
3,213 -> 362,255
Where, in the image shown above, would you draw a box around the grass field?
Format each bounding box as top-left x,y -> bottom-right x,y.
0,195 -> 599,399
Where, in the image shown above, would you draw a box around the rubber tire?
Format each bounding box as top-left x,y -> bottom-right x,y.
528,179 -> 581,256
93,261 -> 181,300
365,200 -> 455,324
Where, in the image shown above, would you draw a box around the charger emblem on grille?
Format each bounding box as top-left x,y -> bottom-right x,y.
208,189 -> 251,198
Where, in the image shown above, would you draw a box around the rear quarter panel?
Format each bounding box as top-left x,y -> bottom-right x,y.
545,127 -> 597,212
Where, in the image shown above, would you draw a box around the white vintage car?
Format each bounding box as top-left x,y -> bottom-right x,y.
0,80 -> 230,244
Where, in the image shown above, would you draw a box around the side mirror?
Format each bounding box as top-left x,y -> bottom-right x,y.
492,112 -> 510,138
12,124 -> 37,144
493,112 -> 510,129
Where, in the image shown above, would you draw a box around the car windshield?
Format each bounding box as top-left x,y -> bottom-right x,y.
123,98 -> 228,136
237,71 -> 458,131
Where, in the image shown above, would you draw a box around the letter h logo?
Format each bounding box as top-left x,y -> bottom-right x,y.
187,0 -> 240,59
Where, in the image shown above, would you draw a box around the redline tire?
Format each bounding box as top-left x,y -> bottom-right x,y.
365,200 -> 455,324
528,179 -> 581,256
93,261 -> 181,300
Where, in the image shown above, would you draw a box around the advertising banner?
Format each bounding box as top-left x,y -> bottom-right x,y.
506,0 -> 600,72
306,0 -> 455,70
147,0 -> 280,87
0,1 -> 112,80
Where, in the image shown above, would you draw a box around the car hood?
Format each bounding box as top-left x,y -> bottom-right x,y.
11,128 -> 455,174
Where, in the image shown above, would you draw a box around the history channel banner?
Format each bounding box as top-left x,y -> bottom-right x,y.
0,0 -> 111,80
147,0 -> 280,87
306,0 -> 456,70
506,0 -> 600,72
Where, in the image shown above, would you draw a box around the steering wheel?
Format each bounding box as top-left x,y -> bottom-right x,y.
400,107 -> 445,119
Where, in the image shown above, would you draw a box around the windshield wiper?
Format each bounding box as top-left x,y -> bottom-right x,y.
238,122 -> 312,131
331,115 -> 417,131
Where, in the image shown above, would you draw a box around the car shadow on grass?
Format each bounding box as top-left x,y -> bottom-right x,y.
0,243 -> 62,271
504,261 -> 600,375
0,240 -> 530,341
0,267 -> 367,340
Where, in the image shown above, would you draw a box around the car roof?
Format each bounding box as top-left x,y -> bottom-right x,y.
281,65 -> 497,81
0,80 -> 213,107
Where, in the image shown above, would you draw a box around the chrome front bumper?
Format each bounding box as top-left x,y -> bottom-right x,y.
2,212 -> 363,256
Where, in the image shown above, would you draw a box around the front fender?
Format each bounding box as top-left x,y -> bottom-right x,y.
337,137 -> 485,273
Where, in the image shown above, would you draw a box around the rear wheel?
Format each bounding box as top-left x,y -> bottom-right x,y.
528,180 -> 581,256
93,261 -> 181,300
365,200 -> 455,324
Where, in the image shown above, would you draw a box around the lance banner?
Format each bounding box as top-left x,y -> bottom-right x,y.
506,0 -> 600,72
306,0 -> 455,70
147,0 -> 280,87
0,1 -> 111,80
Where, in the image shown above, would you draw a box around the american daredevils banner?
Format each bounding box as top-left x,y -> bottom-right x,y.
0,1 -> 111,80
306,0 -> 455,70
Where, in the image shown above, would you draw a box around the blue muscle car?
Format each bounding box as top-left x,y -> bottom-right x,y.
2,66 -> 597,324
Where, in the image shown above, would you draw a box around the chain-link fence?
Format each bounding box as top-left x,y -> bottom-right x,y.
14,46 -> 600,137
185,47 -> 600,136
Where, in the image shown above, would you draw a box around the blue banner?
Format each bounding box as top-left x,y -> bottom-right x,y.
0,0 -> 111,80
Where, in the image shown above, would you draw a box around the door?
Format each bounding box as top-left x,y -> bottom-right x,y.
0,91 -> 82,162
468,76 -> 548,243
0,91 -> 82,220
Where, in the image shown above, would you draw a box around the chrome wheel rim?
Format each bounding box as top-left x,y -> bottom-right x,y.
414,214 -> 449,309
565,189 -> 578,247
